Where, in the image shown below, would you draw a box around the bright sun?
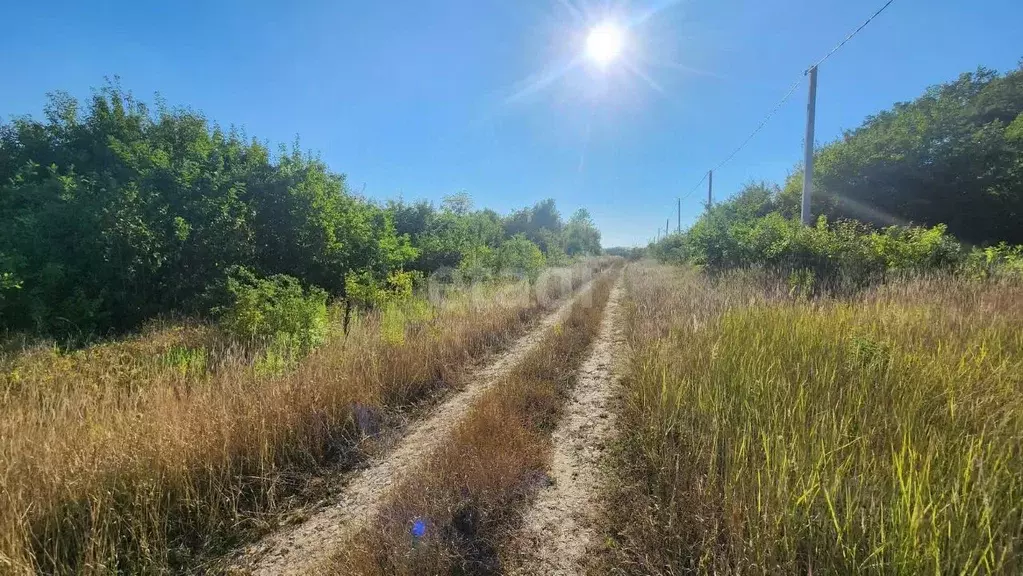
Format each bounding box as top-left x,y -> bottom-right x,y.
586,23 -> 623,66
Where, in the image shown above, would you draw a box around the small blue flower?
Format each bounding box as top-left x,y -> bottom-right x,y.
411,518 -> 427,539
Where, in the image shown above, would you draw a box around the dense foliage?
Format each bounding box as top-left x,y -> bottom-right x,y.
654,182 -> 1023,289
0,84 -> 602,338
388,194 -> 600,279
216,266 -> 329,354
653,64 -> 1023,285
777,65 -> 1023,244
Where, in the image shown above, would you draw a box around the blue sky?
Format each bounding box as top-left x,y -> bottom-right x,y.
2,0 -> 1020,246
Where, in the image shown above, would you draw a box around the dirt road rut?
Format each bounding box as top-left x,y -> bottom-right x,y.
227,282 -> 596,576
505,279 -> 624,576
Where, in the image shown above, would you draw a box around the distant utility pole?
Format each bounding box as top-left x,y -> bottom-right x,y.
677,197 -> 681,233
707,170 -> 714,210
801,65 -> 818,226
665,218 -> 670,237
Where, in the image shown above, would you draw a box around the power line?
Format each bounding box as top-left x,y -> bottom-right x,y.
678,171 -> 708,202
673,76 -> 803,212
711,76 -> 804,173
675,0 -> 899,211
809,0 -> 898,72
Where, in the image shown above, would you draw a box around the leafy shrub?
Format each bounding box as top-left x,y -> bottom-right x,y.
217,267 -> 329,354
964,242 -> 1023,278
0,86 -> 418,338
385,269 -> 421,300
497,234 -> 546,284
457,245 -> 496,284
345,269 -> 423,310
345,269 -> 430,345
808,67 -> 1023,246
653,185 -> 1009,291
867,223 -> 964,271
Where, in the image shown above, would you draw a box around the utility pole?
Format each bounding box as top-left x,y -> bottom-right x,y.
707,170 -> 713,210
677,197 -> 681,233
801,65 -> 818,226
665,218 -> 670,237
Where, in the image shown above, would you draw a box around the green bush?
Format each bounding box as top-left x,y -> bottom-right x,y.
497,234 -> 546,284
964,242 -> 1023,278
217,267 -> 329,354
345,269 -> 423,310
0,86 -> 418,338
807,67 -> 1023,246
456,244 -> 496,283
652,182 -> 1006,291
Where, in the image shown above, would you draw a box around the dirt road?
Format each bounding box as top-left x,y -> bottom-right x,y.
504,279 -> 624,575
227,281 -> 597,576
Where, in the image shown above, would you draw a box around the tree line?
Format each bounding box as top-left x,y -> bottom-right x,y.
0,83 -> 602,338
780,64 -> 1023,244
651,63 -> 1023,284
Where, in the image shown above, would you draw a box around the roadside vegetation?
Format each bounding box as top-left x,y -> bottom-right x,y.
0,260 -> 609,574
0,81 -> 612,574
331,266 -> 620,575
651,64 -> 1023,289
607,264 -> 1023,574
0,81 -> 602,342
607,64 -> 1023,574
651,187 -> 1022,291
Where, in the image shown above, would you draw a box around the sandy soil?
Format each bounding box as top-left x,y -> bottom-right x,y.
504,279 -> 624,576
225,282 -> 594,576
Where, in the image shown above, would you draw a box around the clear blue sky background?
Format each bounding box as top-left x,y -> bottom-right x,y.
2,0 -> 1020,246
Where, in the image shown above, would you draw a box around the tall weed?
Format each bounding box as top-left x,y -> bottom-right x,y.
605,263 -> 1023,574
0,261 -> 611,574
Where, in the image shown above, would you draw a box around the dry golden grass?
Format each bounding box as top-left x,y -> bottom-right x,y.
0,261 -> 610,575
329,267 -> 620,575
604,262 -> 1023,574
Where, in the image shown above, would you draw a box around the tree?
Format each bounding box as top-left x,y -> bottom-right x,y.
441,191 -> 473,216
808,65 -> 1023,245
0,82 -> 606,338
564,208 -> 602,256
502,198 -> 566,258
497,235 -> 546,284
0,84 -> 415,336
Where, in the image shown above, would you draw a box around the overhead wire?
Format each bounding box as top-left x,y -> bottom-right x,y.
711,75 -> 805,173
808,0 -> 897,72
678,171 -> 708,202
674,0 -> 900,212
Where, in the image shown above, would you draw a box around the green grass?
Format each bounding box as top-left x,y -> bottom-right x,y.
605,263 -> 1023,574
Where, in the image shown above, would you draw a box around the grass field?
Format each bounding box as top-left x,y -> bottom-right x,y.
605,263 -> 1023,574
0,261 -> 607,575
331,267 -> 619,574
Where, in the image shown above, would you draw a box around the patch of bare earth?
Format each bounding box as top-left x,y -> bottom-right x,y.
224,284 -> 593,576
503,279 -> 624,576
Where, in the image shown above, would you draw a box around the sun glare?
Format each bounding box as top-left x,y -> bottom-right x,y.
586,23 -> 623,66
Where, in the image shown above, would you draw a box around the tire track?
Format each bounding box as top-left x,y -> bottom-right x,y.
226,281 -> 597,576
505,279 -> 624,576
